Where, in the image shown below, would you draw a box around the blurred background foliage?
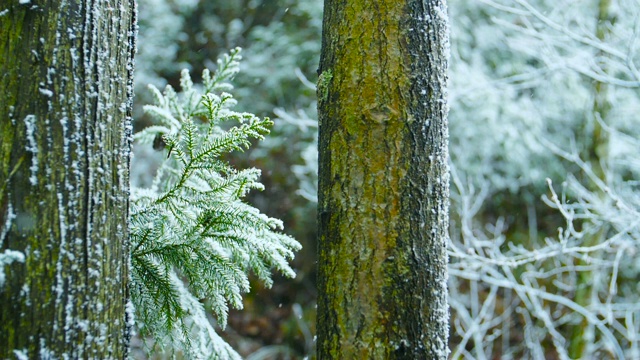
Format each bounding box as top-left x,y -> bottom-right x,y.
132,0 -> 640,358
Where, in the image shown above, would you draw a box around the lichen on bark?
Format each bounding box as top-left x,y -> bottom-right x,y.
0,1 -> 136,357
316,0 -> 451,358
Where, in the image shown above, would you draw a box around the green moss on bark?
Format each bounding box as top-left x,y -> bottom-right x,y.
317,0 -> 450,358
1,1 -> 136,357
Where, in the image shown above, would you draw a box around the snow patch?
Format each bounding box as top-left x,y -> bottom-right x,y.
0,249 -> 25,288
13,349 -> 28,360
39,88 -> 53,97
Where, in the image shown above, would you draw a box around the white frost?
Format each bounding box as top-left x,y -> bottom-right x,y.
39,88 -> 53,97
0,250 -> 25,288
23,115 -> 39,185
13,349 -> 28,360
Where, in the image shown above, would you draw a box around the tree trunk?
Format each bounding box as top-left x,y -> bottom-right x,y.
0,1 -> 136,358
570,1 -> 613,357
316,0 -> 450,358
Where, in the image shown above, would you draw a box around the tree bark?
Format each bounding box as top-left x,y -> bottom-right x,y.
0,1 -> 136,358
316,0 -> 450,358
570,1 -> 613,357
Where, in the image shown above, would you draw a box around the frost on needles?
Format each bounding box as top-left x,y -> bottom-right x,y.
130,48 -> 301,358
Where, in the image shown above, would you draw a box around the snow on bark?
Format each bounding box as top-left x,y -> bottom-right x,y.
0,1 -> 136,357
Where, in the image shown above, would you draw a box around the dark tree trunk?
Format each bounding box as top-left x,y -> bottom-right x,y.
316,0 -> 450,358
0,1 -> 136,357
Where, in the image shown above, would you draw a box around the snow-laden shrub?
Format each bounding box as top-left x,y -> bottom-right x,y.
448,158 -> 640,359
447,0 -> 640,358
129,49 -> 301,358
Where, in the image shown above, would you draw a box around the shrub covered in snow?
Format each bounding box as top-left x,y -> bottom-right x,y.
447,0 -> 640,358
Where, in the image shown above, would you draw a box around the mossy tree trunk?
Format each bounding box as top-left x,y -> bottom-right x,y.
316,0 -> 450,358
0,1 -> 136,358
569,0 -> 613,357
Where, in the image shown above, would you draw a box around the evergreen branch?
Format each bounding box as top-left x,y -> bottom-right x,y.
130,49 -> 301,358
131,255 -> 184,330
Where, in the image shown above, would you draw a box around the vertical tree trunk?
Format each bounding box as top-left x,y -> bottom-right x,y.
570,1 -> 613,357
316,0 -> 450,358
0,1 -> 136,357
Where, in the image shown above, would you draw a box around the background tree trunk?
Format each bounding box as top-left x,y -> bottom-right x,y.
0,1 -> 136,357
316,0 -> 450,358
